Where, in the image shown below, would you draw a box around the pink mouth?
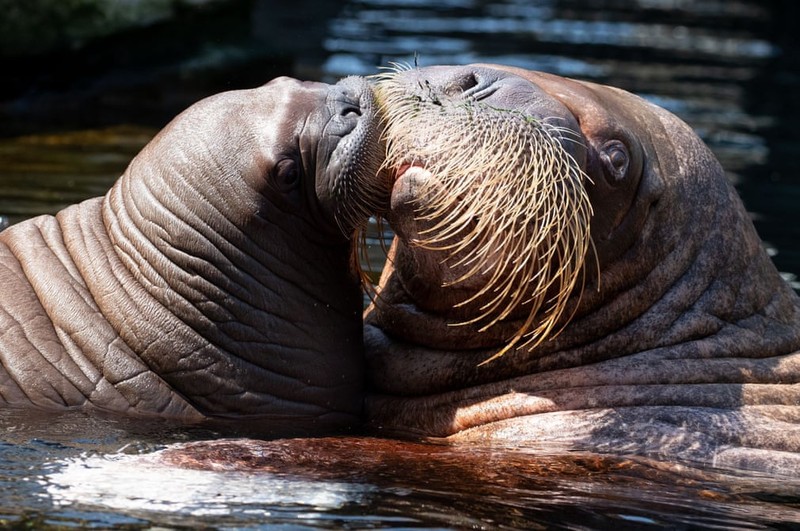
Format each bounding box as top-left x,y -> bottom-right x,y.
395,163 -> 413,180
391,165 -> 435,207
387,164 -> 439,240
394,163 -> 427,181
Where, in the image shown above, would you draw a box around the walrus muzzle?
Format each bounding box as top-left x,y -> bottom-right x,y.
374,65 -> 594,361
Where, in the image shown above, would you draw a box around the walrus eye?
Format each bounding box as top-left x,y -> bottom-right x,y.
600,140 -> 630,185
273,157 -> 301,192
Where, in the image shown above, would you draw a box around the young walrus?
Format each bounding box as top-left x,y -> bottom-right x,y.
365,64 -> 800,475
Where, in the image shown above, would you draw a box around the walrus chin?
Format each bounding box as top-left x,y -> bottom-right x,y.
373,65 -> 596,362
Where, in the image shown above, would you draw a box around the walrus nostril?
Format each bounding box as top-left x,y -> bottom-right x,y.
444,72 -> 480,98
461,72 -> 479,90
340,105 -> 362,117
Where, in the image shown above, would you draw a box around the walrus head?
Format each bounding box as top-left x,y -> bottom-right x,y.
106,75 -> 389,427
367,64 -> 800,372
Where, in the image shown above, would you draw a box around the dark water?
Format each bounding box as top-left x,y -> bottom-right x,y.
1,0 -> 799,528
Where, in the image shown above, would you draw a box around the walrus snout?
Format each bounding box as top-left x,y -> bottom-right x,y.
330,76 -> 372,119
374,64 -> 595,356
320,76 -> 391,234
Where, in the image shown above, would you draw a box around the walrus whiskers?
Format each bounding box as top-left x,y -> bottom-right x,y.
374,70 -> 595,362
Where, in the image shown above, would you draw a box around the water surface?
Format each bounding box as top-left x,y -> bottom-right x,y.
2,408 -> 799,529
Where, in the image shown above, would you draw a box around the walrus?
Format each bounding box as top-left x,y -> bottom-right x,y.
0,75 -> 388,435
364,64 -> 800,474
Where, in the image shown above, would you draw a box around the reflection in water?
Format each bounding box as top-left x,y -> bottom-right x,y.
46,454 -> 371,519
29,426 -> 800,529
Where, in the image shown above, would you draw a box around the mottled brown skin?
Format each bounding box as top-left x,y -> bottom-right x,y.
364,64 -> 800,474
0,76 -> 386,435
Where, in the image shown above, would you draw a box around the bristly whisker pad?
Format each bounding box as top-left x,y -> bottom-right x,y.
374,69 -> 594,363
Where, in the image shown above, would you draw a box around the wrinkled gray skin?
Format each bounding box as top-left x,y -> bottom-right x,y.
365,64 -> 800,474
0,75 -> 386,435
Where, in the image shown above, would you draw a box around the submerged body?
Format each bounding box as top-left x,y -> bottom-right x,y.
0,76 -> 387,435
365,64 -> 800,473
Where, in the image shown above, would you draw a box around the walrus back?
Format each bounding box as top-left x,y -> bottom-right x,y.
0,204 -> 100,407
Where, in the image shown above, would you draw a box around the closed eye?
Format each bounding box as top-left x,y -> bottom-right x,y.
274,157 -> 300,192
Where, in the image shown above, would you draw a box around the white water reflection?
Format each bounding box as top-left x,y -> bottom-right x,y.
44,452 -> 372,519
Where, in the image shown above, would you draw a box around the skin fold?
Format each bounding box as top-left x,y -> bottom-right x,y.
0,75 -> 388,436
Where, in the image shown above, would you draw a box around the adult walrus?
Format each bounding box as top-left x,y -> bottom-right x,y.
0,75 -> 387,434
365,64 -> 800,474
